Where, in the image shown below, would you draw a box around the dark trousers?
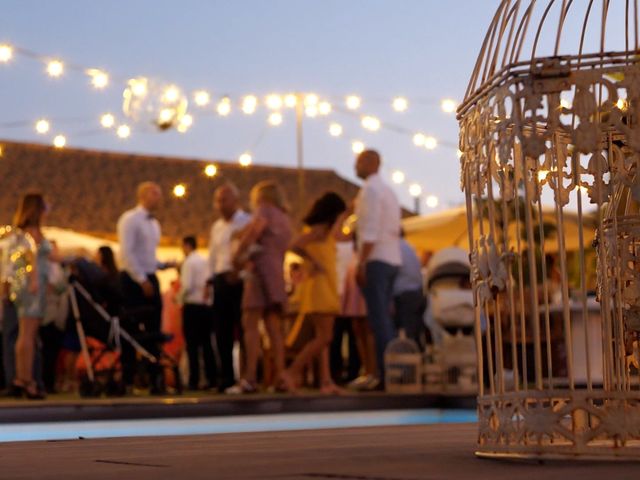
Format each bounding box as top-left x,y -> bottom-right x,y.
213,274 -> 243,390
183,303 -> 217,389
120,272 -> 163,390
361,261 -> 399,381
393,289 -> 427,348
2,299 -> 44,390
330,316 -> 361,383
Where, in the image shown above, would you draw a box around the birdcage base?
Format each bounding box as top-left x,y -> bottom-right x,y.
477,390 -> 640,460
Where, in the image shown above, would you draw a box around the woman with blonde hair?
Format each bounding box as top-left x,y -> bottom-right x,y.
7,192 -> 57,399
226,181 -> 292,394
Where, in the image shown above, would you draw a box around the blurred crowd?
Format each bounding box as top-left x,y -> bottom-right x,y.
0,149 -> 432,399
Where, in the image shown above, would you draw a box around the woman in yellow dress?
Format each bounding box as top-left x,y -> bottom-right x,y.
280,192 -> 347,394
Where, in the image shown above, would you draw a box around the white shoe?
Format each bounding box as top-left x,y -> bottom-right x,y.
224,379 -> 257,395
348,375 -> 374,390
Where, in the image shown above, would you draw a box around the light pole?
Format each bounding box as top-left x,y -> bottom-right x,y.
409,183 -> 423,216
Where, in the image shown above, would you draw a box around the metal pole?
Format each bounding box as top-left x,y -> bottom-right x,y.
295,93 -> 305,209
413,196 -> 421,215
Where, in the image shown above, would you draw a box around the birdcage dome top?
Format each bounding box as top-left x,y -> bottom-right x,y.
463,0 -> 640,109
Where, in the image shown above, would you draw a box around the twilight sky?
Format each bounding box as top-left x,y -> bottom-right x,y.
0,1 -> 617,210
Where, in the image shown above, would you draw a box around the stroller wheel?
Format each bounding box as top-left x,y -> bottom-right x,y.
79,377 -> 102,398
106,379 -> 126,397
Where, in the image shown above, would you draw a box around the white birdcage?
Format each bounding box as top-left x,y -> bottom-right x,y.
459,0 -> 640,460
384,330 -> 423,394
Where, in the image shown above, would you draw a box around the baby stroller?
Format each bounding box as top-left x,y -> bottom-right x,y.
423,247 -> 478,394
67,258 -> 182,397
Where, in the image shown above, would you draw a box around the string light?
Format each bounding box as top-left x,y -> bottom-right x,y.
241,95 -> 258,114
87,69 -> 109,89
173,184 -> 186,198
268,112 -> 283,126
456,149 -> 463,159
426,195 -> 439,208
204,164 -> 218,177
35,119 -> 50,134
0,44 -> 13,63
100,113 -> 115,128
129,78 -> 148,97
265,94 -> 283,110
304,94 -> 319,107
409,183 -> 422,197
217,96 -> 232,116
46,60 -> 64,77
352,140 -> 365,154
52,134 -> 66,148
413,133 -> 426,146
284,94 -> 297,108
318,101 -> 332,115
239,152 -> 252,167
194,90 -> 211,107
391,170 -> 405,184
305,105 -> 319,117
361,115 -> 381,131
346,95 -> 361,110
177,114 -> 193,133
424,136 -> 438,150
117,124 -> 131,139
162,85 -> 180,103
158,108 -> 174,124
392,97 -> 408,112
441,98 -> 457,113
329,123 -> 343,137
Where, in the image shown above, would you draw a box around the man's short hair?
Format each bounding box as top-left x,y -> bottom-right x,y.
182,236 -> 197,249
215,181 -> 240,198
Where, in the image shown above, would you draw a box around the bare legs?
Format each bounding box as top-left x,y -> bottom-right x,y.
14,317 -> 40,395
281,314 -> 338,393
240,307 -> 285,387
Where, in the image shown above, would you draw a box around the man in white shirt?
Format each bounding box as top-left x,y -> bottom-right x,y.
208,182 -> 250,392
180,236 -> 216,390
354,150 -> 402,385
117,181 -> 171,394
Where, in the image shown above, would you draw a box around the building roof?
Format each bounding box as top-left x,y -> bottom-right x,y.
0,140 -> 362,245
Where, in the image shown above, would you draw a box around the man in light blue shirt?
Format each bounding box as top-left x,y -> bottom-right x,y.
393,237 -> 427,347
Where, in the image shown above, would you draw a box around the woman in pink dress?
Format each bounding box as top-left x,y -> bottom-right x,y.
226,181 -> 293,394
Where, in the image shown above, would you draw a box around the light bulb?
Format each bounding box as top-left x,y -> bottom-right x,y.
35,119 -> 50,134
409,183 -> 422,197
117,124 -> 131,139
346,95 -> 361,110
352,141 -> 365,154
52,134 -> 66,148
100,113 -> 115,129
391,170 -> 405,184
194,90 -> 211,107
87,69 -> 109,89
426,195 -> 439,208
284,94 -> 297,108
329,123 -> 343,137
204,164 -> 218,177
47,60 -> 64,77
441,98 -> 457,113
424,136 -> 438,150
0,44 -> 13,63
268,112 -> 283,126
305,105 -> 318,117
173,184 -> 186,198
304,94 -> 319,106
413,133 -> 426,146
318,101 -> 332,115
239,152 -> 252,167
392,97 -> 408,112
217,97 -> 232,116
361,116 -> 381,131
242,95 -> 258,114
265,94 -> 283,110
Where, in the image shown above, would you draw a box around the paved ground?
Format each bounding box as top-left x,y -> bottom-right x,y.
2,423 -> 639,479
